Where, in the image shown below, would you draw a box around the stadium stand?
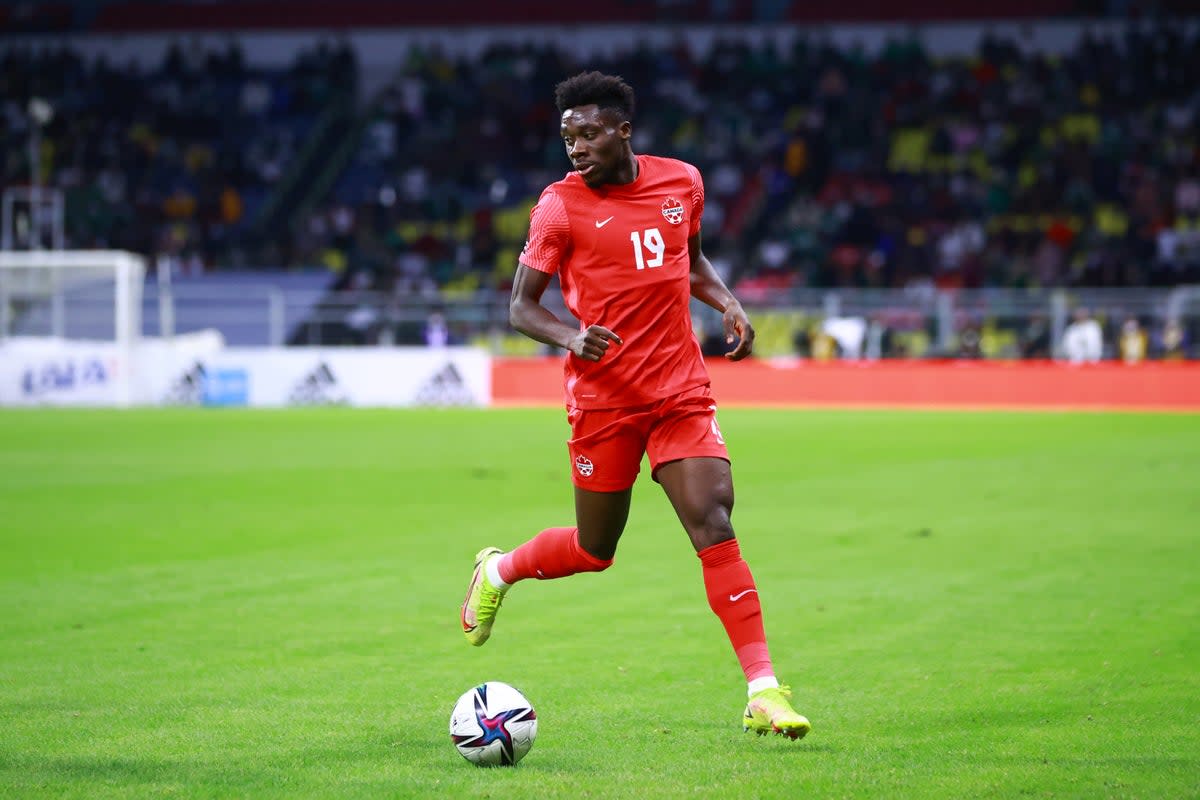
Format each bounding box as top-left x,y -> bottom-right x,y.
321,24 -> 1200,295
1,4 -> 1197,356
0,37 -> 356,263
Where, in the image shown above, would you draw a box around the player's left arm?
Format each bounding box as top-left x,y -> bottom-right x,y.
688,232 -> 754,360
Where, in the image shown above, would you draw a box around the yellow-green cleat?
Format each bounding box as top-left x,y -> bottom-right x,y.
743,686 -> 811,740
460,547 -> 506,646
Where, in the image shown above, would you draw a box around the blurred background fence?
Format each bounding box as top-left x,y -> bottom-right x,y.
4,269 -> 1197,362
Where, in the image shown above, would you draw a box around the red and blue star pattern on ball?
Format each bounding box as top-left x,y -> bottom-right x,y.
451,684 -> 537,766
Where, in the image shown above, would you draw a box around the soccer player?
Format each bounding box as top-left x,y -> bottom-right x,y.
460,71 -> 810,740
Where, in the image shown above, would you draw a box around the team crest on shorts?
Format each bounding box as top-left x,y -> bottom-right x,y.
661,197 -> 685,225
574,455 -> 594,477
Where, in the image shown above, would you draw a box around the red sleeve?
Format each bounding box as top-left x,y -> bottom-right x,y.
685,162 -> 704,237
519,190 -> 571,274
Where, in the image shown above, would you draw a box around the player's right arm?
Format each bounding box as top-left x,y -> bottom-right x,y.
509,266 -> 622,362
511,189 -> 621,362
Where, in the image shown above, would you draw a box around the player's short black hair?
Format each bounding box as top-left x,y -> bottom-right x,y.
554,71 -> 635,121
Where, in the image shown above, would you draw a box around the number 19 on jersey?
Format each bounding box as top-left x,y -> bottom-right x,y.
630,227 -> 665,270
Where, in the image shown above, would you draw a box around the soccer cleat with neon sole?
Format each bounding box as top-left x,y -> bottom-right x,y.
743,686 -> 811,740
460,547 -> 506,646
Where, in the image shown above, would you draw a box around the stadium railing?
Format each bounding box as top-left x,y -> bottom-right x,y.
7,274 -> 1193,361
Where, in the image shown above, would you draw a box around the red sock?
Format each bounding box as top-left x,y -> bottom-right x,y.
699,538 -> 774,682
498,527 -> 612,584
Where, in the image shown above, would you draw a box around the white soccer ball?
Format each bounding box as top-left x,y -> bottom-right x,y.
449,681 -> 538,767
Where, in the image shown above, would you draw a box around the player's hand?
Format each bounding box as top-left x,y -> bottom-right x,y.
723,303 -> 755,361
569,325 -> 623,362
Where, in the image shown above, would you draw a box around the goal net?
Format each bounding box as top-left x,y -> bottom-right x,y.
0,250 -> 146,406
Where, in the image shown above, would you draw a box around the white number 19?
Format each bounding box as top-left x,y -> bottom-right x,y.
630,227 -> 665,270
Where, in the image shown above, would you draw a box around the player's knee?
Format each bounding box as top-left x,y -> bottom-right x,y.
687,505 -> 735,550
707,500 -> 735,533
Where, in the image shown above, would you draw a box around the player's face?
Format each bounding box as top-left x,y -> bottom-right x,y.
560,105 -> 631,187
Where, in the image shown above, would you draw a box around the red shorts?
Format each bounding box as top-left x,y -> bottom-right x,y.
566,384 -> 730,492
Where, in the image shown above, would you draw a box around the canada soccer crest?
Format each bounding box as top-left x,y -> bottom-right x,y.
661,197 -> 685,225
574,455 -> 594,477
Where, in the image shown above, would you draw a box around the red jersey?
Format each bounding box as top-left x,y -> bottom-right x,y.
520,154 -> 710,409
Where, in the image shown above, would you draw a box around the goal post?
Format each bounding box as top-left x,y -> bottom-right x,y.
0,250 -> 146,406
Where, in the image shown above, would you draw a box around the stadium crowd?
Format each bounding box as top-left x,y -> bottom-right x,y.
1,21 -> 1198,357
332,24 -> 1200,296
0,38 -> 356,263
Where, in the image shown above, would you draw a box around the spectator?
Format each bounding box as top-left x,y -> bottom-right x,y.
1020,312 -> 1052,359
425,309 -> 449,348
1118,317 -> 1148,364
1062,307 -> 1103,363
1158,319 -> 1189,361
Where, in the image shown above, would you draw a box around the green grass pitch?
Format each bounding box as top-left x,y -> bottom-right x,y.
1,407 -> 1198,798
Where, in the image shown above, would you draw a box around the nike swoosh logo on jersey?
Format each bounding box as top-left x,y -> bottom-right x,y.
729,589 -> 758,602
595,216 -> 614,228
